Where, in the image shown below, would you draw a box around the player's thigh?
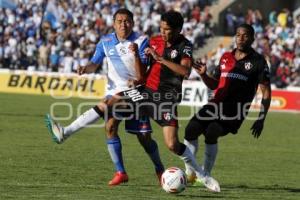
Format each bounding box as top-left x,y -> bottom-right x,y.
204,120 -> 233,144
184,107 -> 212,140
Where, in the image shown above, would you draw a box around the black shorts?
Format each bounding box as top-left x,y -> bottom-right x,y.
193,103 -> 244,135
119,86 -> 179,127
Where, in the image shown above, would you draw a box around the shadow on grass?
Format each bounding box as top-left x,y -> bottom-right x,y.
222,184 -> 300,193
0,112 -> 45,117
178,194 -> 238,199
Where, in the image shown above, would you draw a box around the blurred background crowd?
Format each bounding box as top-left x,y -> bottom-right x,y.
203,7 -> 300,88
0,0 -> 299,88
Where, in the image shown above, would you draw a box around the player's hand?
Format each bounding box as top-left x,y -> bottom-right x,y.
77,66 -> 87,75
250,119 -> 264,138
193,59 -> 207,75
145,47 -> 163,62
127,79 -> 135,88
129,43 -> 139,56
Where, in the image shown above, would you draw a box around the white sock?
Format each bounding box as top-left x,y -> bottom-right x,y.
203,143 -> 218,176
183,139 -> 199,176
63,108 -> 101,137
179,146 -> 205,179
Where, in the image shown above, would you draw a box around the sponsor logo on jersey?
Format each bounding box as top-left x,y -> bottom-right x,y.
151,45 -> 157,50
222,58 -> 228,63
183,47 -> 192,57
220,59 -> 228,69
109,49 -> 115,56
244,62 -> 253,70
221,72 -> 248,81
170,50 -> 178,59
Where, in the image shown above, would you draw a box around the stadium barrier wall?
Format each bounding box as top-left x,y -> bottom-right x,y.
1,70 -> 299,112
181,80 -> 300,112
251,86 -> 300,112
0,69 -> 106,99
180,80 -> 209,106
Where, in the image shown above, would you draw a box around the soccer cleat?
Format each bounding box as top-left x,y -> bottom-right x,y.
156,171 -> 163,186
194,176 -> 221,192
45,114 -> 64,144
108,171 -> 129,186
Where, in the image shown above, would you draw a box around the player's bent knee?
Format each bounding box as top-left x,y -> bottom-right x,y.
105,122 -> 119,138
204,122 -> 223,144
184,119 -> 204,141
165,140 -> 177,153
97,102 -> 107,112
136,134 -> 151,149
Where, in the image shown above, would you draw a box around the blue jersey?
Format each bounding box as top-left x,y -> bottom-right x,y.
91,32 -> 148,96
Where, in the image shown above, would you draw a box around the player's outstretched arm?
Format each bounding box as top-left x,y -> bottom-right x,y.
250,82 -> 271,138
193,60 -> 219,90
77,62 -> 100,75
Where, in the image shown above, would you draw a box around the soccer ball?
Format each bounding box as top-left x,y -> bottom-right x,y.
161,167 -> 187,194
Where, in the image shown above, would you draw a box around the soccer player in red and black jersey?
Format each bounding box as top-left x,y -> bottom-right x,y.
119,10 -> 221,192
183,24 -> 272,186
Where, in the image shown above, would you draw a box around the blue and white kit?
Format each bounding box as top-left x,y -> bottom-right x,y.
91,31 -> 152,134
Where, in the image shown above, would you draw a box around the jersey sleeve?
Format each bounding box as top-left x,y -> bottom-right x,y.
90,39 -> 105,64
181,41 -> 193,60
258,59 -> 270,84
209,54 -> 223,80
138,37 -> 149,65
210,65 -> 221,80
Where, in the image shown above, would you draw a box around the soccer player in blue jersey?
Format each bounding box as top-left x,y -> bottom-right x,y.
45,8 -> 164,186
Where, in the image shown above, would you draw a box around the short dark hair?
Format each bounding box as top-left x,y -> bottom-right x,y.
237,23 -> 255,38
161,10 -> 184,30
113,8 -> 134,22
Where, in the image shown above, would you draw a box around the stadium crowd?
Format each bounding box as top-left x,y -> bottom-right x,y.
206,8 -> 300,88
0,0 -> 299,88
0,0 -> 214,73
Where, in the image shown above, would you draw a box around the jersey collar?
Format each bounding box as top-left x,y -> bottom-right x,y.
231,48 -> 255,61
112,31 -> 138,44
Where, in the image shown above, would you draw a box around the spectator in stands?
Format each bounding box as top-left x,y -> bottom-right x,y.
225,8 -> 235,36
217,8 -> 300,88
1,1 -> 299,89
1,0 -> 215,72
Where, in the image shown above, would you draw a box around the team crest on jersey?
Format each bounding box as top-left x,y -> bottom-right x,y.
244,62 -> 253,70
120,46 -> 127,55
163,112 -> 172,121
170,50 -> 178,59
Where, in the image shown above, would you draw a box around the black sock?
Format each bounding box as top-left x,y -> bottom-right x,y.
178,143 -> 186,156
93,106 -> 104,118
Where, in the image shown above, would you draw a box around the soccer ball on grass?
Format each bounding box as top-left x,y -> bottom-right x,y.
161,167 -> 187,194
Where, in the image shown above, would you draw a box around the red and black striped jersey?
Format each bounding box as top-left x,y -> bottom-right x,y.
211,48 -> 270,105
145,35 -> 193,102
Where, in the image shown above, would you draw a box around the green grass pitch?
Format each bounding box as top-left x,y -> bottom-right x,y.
0,93 -> 299,199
